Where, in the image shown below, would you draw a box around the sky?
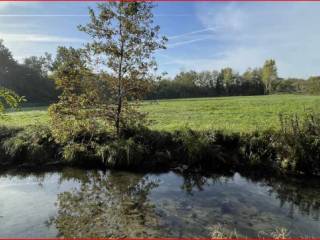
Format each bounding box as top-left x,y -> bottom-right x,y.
0,2 -> 320,78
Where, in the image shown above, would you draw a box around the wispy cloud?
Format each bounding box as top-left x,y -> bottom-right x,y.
0,14 -> 88,17
0,13 -> 192,18
0,32 -> 85,43
155,13 -> 192,17
168,27 -> 216,40
168,36 -> 212,48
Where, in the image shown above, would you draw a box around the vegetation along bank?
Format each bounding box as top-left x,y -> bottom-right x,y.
0,112 -> 319,178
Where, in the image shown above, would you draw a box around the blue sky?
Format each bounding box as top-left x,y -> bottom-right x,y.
0,2 -> 320,78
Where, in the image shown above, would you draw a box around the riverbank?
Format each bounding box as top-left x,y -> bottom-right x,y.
1,112 -> 319,177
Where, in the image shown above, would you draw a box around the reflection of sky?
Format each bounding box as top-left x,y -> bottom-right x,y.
1,2 -> 320,78
0,170 -> 320,237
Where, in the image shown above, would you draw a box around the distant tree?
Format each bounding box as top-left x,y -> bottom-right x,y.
175,71 -> 197,86
307,76 -> 320,95
262,59 -> 278,94
221,67 -> 234,87
0,40 -> 16,89
216,71 -> 226,96
195,71 -> 212,88
274,79 -> 298,93
79,2 -> 167,136
0,40 -> 16,76
24,53 -> 53,78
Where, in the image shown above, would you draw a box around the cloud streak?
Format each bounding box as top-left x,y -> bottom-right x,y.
0,14 -> 88,17
168,27 -> 216,40
0,32 -> 85,43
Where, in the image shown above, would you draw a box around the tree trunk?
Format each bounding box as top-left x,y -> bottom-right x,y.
115,8 -> 124,137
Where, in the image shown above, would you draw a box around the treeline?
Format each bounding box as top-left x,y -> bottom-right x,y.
146,68 -> 265,99
1,39 -> 320,104
0,40 -> 58,104
147,61 -> 320,99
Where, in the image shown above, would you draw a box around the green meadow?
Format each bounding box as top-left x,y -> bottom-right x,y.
1,94 -> 320,133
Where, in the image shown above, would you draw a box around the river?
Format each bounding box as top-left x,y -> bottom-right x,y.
0,168 -> 319,237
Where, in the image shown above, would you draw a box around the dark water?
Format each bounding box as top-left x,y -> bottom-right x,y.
0,169 -> 320,238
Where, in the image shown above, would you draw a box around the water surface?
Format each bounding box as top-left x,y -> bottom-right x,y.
0,169 -> 320,237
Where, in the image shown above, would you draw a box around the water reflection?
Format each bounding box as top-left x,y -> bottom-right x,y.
263,178 -> 320,221
53,171 -> 163,238
0,169 -> 320,237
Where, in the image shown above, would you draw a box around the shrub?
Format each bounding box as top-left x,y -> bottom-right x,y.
171,130 -> 240,172
95,138 -> 145,169
278,113 -> 320,176
240,131 -> 281,175
1,125 -> 58,166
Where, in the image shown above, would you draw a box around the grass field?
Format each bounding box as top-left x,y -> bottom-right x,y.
1,94 -> 320,133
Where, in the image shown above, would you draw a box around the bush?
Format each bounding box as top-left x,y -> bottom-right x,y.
172,130 -> 237,171
240,131 -> 281,175
0,125 -> 58,166
278,113 -> 320,176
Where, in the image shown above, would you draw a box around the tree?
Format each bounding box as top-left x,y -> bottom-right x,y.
216,71 -> 225,96
24,53 -> 53,78
79,2 -> 167,136
0,40 -> 16,75
195,71 -> 215,88
307,76 -> 320,95
262,59 -> 278,94
221,68 -> 234,87
48,47 -> 101,143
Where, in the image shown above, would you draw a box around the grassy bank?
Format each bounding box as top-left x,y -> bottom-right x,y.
1,94 -> 320,132
0,111 -> 319,177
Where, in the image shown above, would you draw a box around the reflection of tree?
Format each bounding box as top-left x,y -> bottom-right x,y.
53,171 -> 162,238
178,171 -> 320,220
264,178 -> 320,221
240,174 -> 320,221
178,171 -> 232,194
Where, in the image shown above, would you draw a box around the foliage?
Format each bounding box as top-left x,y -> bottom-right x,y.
278,113 -> 320,176
262,59 -> 278,94
307,76 -> 320,95
241,113 -> 320,176
147,68 -> 265,100
79,2 -> 167,136
240,130 -> 280,175
0,125 -> 58,165
172,130 -> 239,171
209,224 -> 239,239
0,87 -> 25,114
48,47 -> 104,144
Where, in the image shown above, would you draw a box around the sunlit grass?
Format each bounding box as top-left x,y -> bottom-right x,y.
1,94 -> 320,133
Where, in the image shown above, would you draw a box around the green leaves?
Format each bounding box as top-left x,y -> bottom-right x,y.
0,87 -> 26,115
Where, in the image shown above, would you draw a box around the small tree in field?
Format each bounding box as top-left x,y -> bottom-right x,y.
79,2 -> 167,136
